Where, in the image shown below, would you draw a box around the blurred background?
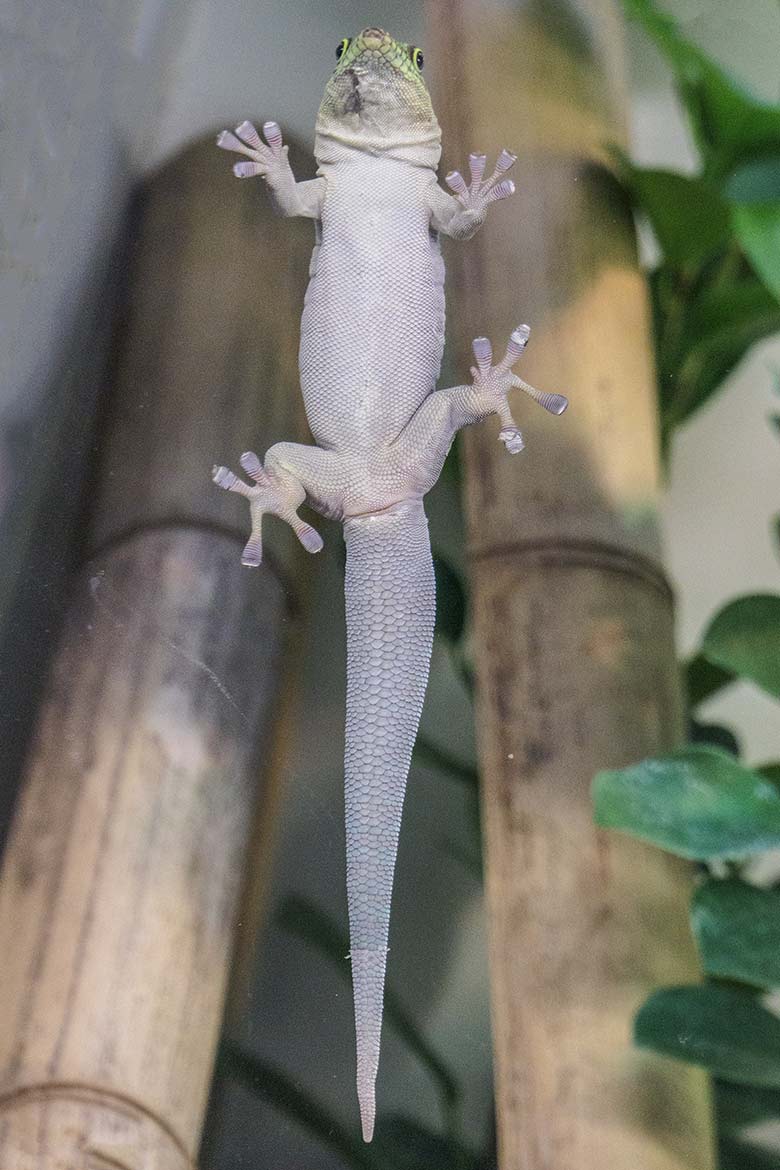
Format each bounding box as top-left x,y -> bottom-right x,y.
1,2 -> 778,1168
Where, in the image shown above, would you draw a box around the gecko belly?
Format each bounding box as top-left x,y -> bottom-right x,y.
299,158 -> 445,452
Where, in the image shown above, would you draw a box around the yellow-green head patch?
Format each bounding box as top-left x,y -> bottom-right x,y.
315,28 -> 441,165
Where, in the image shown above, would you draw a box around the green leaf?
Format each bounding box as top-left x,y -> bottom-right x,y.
433,554 -> 467,645
716,1078 -> 780,1131
758,763 -> 780,787
715,1080 -> 780,1170
726,156 -> 780,203
659,274 -> 780,435
685,653 -> 736,707
617,160 -> 730,267
592,747 -> 780,859
702,594 -> 780,699
635,985 -> 780,1087
733,203 -> 780,303
688,719 -> 740,757
621,0 -> 780,179
719,1134 -> 780,1170
692,879 -> 780,988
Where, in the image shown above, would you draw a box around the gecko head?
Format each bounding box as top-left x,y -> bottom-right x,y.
315,29 -> 441,166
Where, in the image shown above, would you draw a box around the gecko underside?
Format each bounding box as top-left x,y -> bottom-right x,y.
212,23 -> 569,1147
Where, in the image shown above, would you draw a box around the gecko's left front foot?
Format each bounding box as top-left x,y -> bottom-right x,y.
212,451 -> 323,567
471,327 -> 569,453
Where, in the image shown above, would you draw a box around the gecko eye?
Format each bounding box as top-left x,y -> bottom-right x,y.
336,38 -> 351,60
411,47 -> 424,70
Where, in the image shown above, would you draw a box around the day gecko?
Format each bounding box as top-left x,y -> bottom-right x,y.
212,27 -> 567,1142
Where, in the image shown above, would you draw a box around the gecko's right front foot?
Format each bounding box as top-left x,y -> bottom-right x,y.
216,119 -> 289,181
212,451 -> 323,567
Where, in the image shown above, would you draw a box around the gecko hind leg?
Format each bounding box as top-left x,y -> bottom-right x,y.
471,326 -> 569,453
212,451 -> 323,567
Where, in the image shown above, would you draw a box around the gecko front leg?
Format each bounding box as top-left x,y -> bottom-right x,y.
216,120 -> 325,218
428,149 -> 517,239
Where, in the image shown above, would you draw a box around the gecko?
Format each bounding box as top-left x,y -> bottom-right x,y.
212,27 -> 567,1143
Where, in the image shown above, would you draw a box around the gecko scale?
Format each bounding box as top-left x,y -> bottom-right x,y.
212,28 -> 567,1143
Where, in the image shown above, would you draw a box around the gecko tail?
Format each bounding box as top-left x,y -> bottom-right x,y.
343,501 -> 436,1143
351,946 -> 386,1142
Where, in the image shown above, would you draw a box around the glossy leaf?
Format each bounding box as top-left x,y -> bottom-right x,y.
758,763 -> 780,787
726,156 -> 780,203
659,274 -> 780,435
688,719 -> 740,757
622,0 -> 780,179
593,747 -> 780,859
702,594 -> 780,699
617,160 -> 730,267
692,878 -> 780,987
685,653 -> 735,707
719,1134 -> 780,1170
635,985 -> 780,1087
714,1084 -> 780,1170
733,203 -> 780,303
715,1078 -> 780,1131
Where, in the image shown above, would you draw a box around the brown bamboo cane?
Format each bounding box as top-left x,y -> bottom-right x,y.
0,137 -> 314,1170
426,1 -> 715,1167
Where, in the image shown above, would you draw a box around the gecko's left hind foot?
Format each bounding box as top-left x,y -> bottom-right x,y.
212,451 -> 323,567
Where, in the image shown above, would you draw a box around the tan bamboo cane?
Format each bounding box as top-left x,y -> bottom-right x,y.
0,137 -> 314,1169
426,1 -> 715,1167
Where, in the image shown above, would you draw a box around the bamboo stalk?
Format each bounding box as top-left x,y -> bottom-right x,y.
426,1 -> 715,1166
0,137 -> 314,1169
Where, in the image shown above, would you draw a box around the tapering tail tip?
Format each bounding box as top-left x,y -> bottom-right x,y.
351,947 -> 386,1143
359,1084 -> 376,1143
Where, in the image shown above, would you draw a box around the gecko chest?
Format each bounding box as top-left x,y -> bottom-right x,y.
319,168 -> 443,294
299,160 -> 446,451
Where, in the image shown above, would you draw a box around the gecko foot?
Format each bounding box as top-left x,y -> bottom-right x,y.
470,327 -> 568,453
216,119 -> 287,180
446,149 -> 517,217
212,451 -> 323,567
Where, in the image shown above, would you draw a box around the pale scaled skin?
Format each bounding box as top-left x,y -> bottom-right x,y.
212,27 -> 567,1143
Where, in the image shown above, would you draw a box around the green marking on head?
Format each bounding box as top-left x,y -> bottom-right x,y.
333,29 -> 426,87
316,27 -> 439,156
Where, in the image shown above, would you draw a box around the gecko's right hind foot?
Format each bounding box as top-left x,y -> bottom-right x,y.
211,450 -> 323,567
470,327 -> 569,453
